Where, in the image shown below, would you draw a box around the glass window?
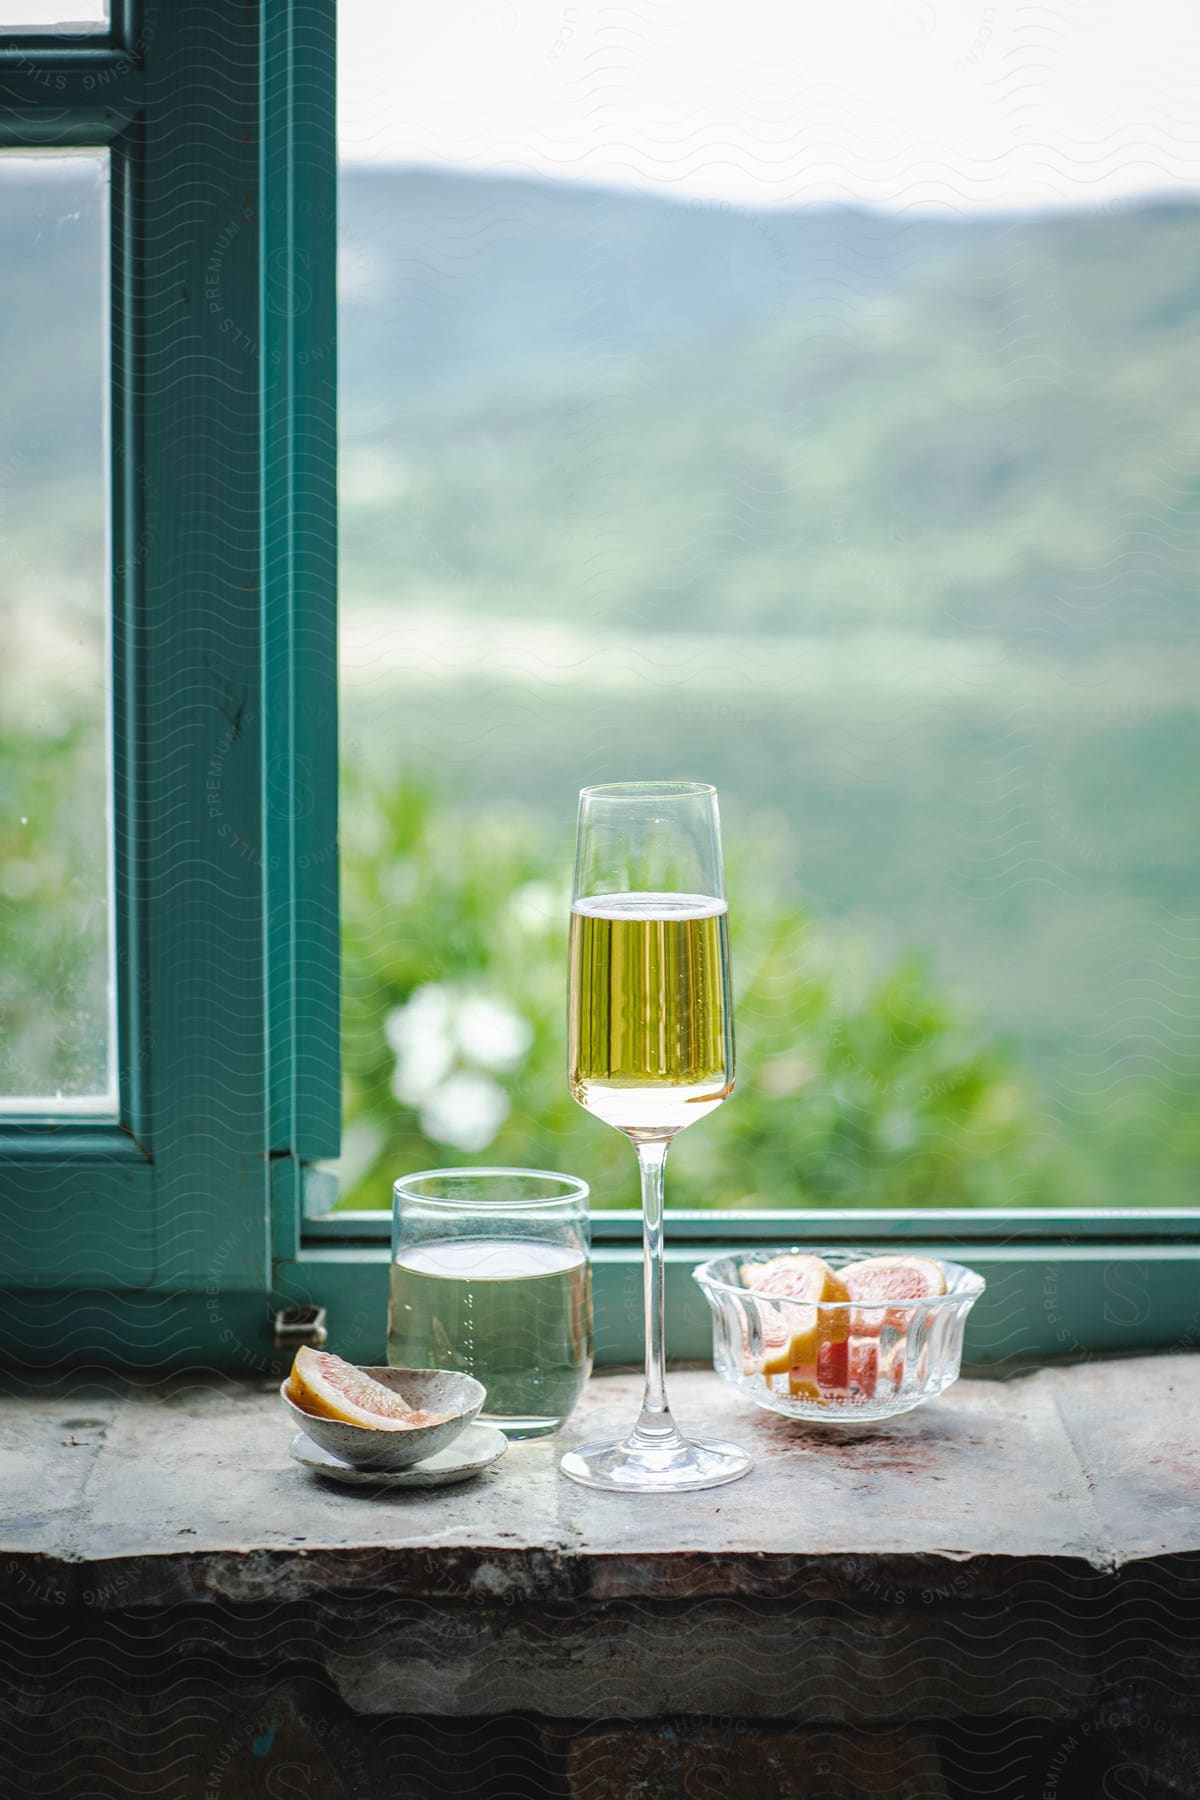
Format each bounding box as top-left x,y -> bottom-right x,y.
336,3 -> 1200,1214
0,152 -> 112,1112
0,1 -> 107,32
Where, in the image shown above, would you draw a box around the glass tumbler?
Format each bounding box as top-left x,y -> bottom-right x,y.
388,1167 -> 593,1438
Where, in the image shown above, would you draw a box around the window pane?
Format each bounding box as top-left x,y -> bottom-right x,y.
0,153 -> 112,1111
0,2 -> 107,31
337,5 -> 1200,1211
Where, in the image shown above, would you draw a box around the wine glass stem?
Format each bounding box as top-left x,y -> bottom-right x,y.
633,1135 -> 681,1445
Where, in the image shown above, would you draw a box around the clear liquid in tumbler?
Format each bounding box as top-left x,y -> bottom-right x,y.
387,1237 -> 593,1437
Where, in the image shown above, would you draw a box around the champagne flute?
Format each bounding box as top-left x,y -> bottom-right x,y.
559,780 -> 751,1493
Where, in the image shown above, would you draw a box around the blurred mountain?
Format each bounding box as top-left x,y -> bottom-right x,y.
338,170 -> 1200,648
339,167 -> 993,415
4,164 -> 1197,651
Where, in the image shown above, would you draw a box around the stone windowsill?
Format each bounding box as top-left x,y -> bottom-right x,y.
5,1355 -> 1200,1799
5,1356 -> 1198,1614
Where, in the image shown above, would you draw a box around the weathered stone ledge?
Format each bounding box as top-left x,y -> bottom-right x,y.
4,1360 -> 1200,1792
3,1356 -> 1198,1610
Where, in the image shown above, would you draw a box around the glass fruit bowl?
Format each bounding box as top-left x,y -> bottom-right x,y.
693,1248 -> 985,1423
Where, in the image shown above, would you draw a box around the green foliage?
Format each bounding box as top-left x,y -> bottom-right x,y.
0,713 -> 109,1098
339,773 -> 1040,1211
4,718 -> 1195,1212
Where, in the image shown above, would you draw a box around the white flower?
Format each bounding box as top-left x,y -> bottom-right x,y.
508,880 -> 564,935
386,982 -> 531,1127
455,993 -> 533,1072
420,1071 -> 510,1153
385,983 -> 450,1053
386,984 -> 455,1104
333,1117 -> 386,1193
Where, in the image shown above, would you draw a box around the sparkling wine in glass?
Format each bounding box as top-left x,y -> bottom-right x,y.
559,780 -> 751,1493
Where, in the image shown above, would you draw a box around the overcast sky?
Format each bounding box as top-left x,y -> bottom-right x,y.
339,0 -> 1200,212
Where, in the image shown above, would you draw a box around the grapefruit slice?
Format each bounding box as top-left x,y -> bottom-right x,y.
747,1303 -> 794,1379
839,1253 -> 947,1388
790,1337 -> 883,1402
740,1255 -> 850,1380
747,1257 -> 848,1322
740,1253 -> 836,1295
838,1254 -> 947,1303
840,1254 -> 946,1333
286,1347 -> 448,1431
849,1340 -> 880,1399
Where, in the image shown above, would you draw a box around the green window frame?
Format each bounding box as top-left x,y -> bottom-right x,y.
0,0 -> 339,1359
1,0 -> 1196,1375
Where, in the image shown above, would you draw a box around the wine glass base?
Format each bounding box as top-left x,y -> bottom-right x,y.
559,1433 -> 752,1494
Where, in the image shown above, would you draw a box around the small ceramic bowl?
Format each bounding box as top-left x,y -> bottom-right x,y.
279,1366 -> 486,1471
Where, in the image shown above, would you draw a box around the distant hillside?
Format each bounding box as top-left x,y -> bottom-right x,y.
339,168 -> 993,417
338,172 -> 1200,649
4,165 -> 1198,652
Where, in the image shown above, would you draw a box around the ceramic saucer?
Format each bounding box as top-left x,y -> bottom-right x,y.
289,1421 -> 508,1488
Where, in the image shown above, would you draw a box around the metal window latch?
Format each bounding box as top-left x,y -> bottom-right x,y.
273,1305 -> 328,1351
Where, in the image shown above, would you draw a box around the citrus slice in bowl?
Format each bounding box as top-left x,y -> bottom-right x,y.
740,1253 -> 840,1297
739,1255 -> 850,1381
285,1347 -> 448,1431
838,1254 -> 947,1303
840,1253 -> 946,1328
747,1304 -> 794,1378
